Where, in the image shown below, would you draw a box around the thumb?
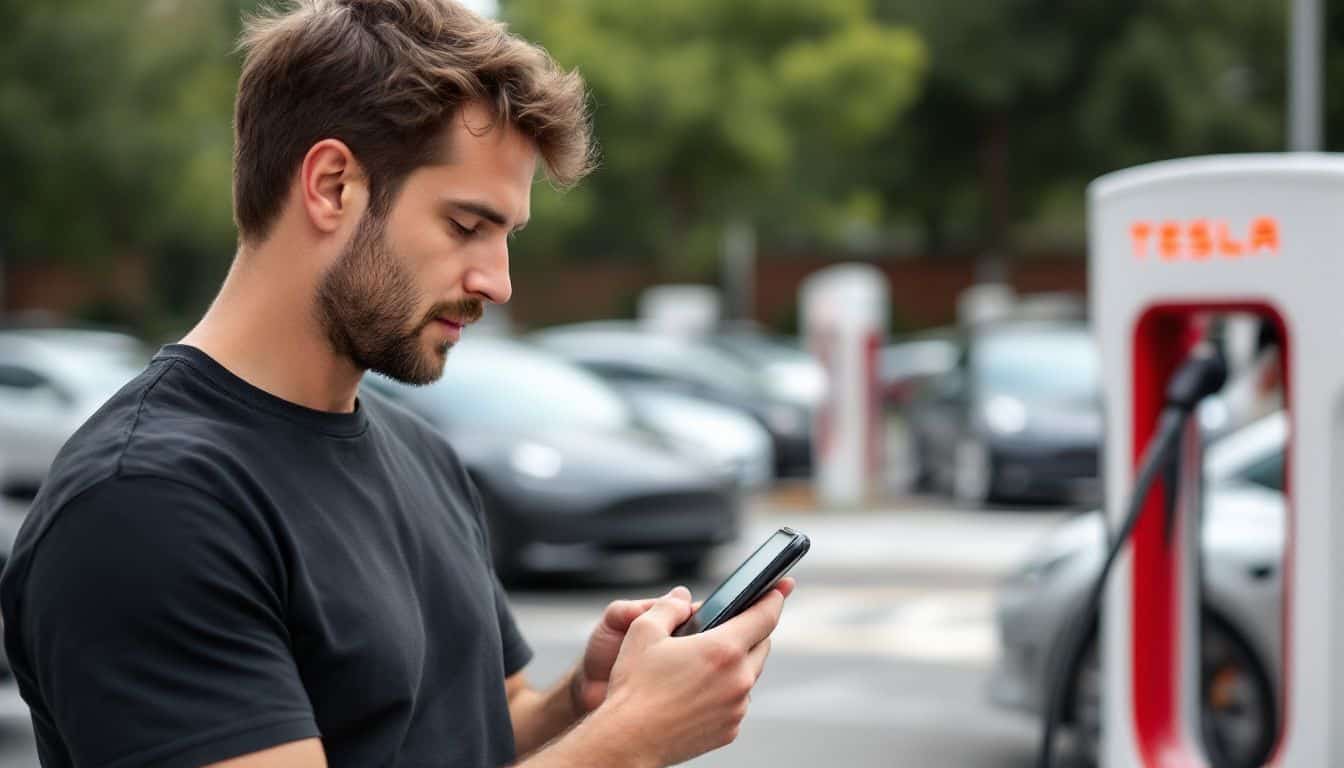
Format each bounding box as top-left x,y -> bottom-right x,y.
624,587 -> 693,652
603,597 -> 659,634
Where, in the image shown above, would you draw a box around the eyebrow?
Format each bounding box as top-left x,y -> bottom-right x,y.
441,199 -> 528,233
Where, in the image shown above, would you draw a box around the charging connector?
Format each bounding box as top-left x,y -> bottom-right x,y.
1036,340 -> 1227,768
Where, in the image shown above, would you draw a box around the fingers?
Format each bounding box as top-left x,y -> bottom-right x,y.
708,588 -> 785,652
746,637 -> 772,681
774,576 -> 797,599
603,598 -> 658,632
604,586 -> 693,632
625,587 -> 694,650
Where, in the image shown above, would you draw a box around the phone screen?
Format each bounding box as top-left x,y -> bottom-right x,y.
694,530 -> 795,625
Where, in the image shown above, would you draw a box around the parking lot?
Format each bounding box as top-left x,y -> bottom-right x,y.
0,491 -> 1076,767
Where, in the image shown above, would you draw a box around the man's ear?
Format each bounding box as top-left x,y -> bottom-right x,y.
299,139 -> 368,235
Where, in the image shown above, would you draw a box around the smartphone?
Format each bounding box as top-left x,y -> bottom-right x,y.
672,527 -> 809,637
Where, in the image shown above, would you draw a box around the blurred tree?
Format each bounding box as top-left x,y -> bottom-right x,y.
0,0 -> 246,326
873,0 -> 1285,259
0,0 -> 1332,330
502,0 -> 927,273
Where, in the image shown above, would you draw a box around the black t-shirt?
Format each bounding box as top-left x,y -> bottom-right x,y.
0,344 -> 532,767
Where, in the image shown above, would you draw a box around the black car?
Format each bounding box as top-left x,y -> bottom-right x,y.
364,338 -> 741,581
0,508 -> 21,678
904,320 -> 1102,505
529,322 -> 815,477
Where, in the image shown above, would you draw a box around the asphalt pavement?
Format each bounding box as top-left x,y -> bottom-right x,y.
511,493 -> 1071,768
0,491 -> 1076,767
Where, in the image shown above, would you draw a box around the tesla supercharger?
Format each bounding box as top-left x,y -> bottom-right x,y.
801,264 -> 888,508
1090,154 -> 1344,766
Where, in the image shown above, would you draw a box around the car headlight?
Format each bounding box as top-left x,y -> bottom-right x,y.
764,364 -> 827,408
1011,550 -> 1078,586
509,441 -> 563,480
983,395 -> 1028,435
766,404 -> 806,435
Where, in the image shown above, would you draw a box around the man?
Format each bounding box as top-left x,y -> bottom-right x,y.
0,1 -> 793,766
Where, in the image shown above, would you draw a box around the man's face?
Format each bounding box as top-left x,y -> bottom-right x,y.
317,102 -> 536,385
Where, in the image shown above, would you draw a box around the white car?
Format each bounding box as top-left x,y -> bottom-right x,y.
990,411 -> 1286,768
0,329 -> 148,500
618,383 -> 775,492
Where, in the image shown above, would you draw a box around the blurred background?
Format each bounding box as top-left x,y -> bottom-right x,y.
0,0 -> 1314,765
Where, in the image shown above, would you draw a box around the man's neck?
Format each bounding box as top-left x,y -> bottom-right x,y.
179,243 -> 364,414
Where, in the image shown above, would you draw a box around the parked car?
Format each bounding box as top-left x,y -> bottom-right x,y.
0,507 -> 19,678
530,322 -> 815,477
989,411 -> 1286,768
703,325 -> 827,415
618,383 -> 774,492
880,330 -> 958,407
363,337 -> 742,581
0,329 -> 149,500
903,320 -> 1101,504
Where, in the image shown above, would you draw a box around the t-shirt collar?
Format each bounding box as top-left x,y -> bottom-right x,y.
154,344 -> 370,437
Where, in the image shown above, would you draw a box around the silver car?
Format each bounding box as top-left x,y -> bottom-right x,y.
618,383 -> 775,492
990,411 -> 1285,768
0,329 -> 148,500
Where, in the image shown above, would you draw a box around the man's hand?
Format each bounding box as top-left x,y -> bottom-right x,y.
571,590 -> 683,714
594,577 -> 796,766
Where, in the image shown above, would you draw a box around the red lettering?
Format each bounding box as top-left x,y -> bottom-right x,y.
1249,217 -> 1280,254
1159,221 -> 1181,261
1216,222 -> 1245,258
1130,222 -> 1153,259
1187,219 -> 1213,260
1128,216 -> 1280,262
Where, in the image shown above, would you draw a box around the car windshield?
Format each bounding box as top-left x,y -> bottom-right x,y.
0,333 -> 148,400
711,332 -> 807,367
536,328 -> 762,399
1205,411 -> 1287,491
408,341 -> 632,432
973,326 -> 1099,402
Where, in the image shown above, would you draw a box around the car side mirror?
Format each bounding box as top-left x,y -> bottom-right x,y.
0,365 -> 74,407
936,371 -> 966,403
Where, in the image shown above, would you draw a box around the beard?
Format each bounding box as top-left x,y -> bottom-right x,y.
315,212 -> 484,386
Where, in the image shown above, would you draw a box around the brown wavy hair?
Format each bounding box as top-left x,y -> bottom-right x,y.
233,0 -> 595,242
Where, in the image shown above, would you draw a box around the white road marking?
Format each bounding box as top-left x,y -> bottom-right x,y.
514,584 -> 1001,666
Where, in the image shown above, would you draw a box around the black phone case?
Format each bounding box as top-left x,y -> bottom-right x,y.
672,527 -> 809,636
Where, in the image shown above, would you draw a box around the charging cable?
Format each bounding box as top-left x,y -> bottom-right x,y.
1037,341 -> 1227,768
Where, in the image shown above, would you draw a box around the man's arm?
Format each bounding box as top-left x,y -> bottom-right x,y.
505,670 -> 583,757
205,739 -> 328,768
505,591 -> 673,755
513,580 -> 794,768
11,477 -> 321,767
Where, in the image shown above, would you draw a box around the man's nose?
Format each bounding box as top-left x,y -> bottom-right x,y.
464,239 -> 512,305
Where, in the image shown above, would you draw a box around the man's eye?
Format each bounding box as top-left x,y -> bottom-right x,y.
450,220 -> 478,237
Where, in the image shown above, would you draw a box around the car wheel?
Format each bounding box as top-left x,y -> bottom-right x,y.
1201,618 -> 1277,768
953,437 -> 994,506
665,552 -> 711,580
1062,619 -> 1276,768
1068,638 -> 1102,767
907,430 -> 934,493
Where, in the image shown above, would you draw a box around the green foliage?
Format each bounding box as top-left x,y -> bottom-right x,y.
0,0 -> 244,326
503,0 -> 926,271
2,0 -> 1340,328
873,0 -> 1287,254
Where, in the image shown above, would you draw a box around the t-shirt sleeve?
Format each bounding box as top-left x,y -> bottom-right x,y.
17,475 -> 319,768
494,574 -> 533,676
460,470 -> 533,677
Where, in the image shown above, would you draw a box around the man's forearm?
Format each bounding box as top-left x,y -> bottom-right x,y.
508,667 -> 584,757
514,700 -> 657,768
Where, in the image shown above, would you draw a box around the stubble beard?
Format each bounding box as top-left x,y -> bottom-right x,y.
316,212 -> 468,386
